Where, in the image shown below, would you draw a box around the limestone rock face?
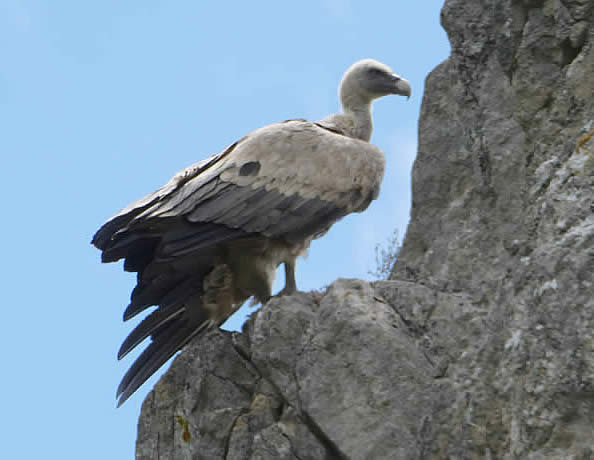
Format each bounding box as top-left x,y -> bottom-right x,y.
137,281 -> 464,459
393,0 -> 593,457
136,1 -> 593,458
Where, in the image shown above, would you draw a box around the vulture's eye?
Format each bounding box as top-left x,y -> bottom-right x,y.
368,68 -> 384,77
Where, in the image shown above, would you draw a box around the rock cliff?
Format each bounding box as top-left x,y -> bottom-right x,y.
136,1 -> 593,458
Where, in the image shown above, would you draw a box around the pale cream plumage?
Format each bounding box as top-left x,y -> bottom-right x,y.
92,59 -> 411,406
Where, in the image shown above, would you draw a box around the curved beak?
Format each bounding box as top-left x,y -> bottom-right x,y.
391,75 -> 411,99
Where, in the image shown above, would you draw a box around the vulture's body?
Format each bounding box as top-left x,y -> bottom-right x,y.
93,59 -> 411,406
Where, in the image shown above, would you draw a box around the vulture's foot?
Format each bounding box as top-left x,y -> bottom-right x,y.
274,286 -> 298,297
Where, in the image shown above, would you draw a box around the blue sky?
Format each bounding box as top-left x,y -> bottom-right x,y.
1,1 -> 449,458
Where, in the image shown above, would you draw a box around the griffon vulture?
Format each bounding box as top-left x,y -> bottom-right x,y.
93,59 -> 411,406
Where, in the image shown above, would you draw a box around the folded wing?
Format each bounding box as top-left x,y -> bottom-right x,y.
92,119 -> 385,406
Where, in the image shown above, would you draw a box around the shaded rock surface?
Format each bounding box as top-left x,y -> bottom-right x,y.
136,1 -> 593,458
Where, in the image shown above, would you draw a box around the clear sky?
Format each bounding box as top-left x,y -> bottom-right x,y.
1,1 -> 449,458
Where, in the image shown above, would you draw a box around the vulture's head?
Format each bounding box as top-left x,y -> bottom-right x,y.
340,59 -> 411,110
